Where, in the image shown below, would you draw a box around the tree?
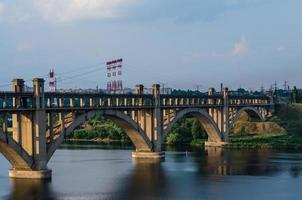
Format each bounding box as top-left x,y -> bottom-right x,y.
191,119 -> 203,140
292,86 -> 298,103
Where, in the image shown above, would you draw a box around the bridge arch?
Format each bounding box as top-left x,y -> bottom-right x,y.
163,108 -> 224,142
47,110 -> 152,161
228,107 -> 265,133
0,131 -> 33,170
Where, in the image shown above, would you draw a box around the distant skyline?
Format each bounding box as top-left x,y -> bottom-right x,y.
0,0 -> 302,91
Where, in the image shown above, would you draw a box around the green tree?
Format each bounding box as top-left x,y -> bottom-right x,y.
191,119 -> 203,140
292,86 -> 298,103
166,131 -> 182,145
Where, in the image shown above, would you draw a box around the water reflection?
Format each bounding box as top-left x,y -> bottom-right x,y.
290,165 -> 302,178
113,159 -> 168,200
2,144 -> 302,200
195,147 -> 281,176
7,179 -> 56,200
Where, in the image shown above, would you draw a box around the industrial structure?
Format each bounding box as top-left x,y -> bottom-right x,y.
106,58 -> 123,93
48,69 -> 56,92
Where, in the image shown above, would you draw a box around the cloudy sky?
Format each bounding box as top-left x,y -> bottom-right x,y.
0,0 -> 301,91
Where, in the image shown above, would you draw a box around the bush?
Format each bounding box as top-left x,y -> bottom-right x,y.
70,115 -> 130,142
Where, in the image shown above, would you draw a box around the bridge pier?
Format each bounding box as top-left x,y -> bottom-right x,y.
9,169 -> 52,179
204,141 -> 228,147
130,84 -> 166,160
132,151 -> 165,159
9,78 -> 51,179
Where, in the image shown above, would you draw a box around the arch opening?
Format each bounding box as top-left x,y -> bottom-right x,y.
47,110 -> 152,161
163,108 -> 224,144
229,107 -> 265,135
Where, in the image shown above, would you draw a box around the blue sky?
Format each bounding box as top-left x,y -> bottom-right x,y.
0,0 -> 301,91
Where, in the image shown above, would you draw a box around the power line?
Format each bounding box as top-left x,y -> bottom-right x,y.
0,61 -> 107,89
55,61 -> 107,77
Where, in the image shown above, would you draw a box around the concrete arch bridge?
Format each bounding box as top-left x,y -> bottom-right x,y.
0,78 -> 274,179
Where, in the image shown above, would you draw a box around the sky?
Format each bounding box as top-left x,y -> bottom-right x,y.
0,0 -> 301,91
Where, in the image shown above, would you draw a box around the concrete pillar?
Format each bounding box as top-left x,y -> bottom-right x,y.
12,79 -> 24,144
208,88 -> 215,118
152,84 -> 162,152
135,84 -> 144,128
132,84 -> 165,159
47,97 -> 54,143
11,79 -> 34,155
222,87 -> 229,142
9,78 -> 51,179
135,84 -> 144,95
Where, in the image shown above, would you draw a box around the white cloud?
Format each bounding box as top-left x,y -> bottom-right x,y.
232,36 -> 248,56
32,0 -> 137,22
0,3 -> 4,14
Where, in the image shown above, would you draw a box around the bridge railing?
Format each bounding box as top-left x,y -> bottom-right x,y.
0,92 -> 35,111
160,94 -> 224,108
0,91 -> 273,112
228,95 -> 272,107
44,93 -> 154,110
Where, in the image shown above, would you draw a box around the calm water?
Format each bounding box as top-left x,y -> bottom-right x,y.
0,143 -> 302,200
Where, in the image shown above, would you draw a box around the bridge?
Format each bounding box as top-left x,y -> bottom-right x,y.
0,78 -> 274,179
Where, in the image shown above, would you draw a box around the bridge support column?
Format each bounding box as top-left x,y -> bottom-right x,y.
131,84 -> 165,159
10,78 -> 51,179
204,87 -> 229,147
152,84 -> 163,153
222,87 -> 230,142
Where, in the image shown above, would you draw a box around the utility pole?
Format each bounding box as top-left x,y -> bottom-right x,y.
194,84 -> 203,92
260,85 -> 264,94
274,81 -> 278,93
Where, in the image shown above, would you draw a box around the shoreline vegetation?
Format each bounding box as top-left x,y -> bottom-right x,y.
226,104 -> 302,149
66,104 -> 302,149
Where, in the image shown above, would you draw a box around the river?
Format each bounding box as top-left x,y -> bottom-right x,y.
0,142 -> 302,200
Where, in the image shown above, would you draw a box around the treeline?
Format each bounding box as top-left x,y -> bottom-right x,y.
67,115 -> 130,142
291,87 -> 302,103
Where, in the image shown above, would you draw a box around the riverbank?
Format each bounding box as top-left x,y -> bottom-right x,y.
225,104 -> 302,149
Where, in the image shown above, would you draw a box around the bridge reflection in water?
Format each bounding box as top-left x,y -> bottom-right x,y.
7,179 -> 56,200
2,145 -> 301,200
